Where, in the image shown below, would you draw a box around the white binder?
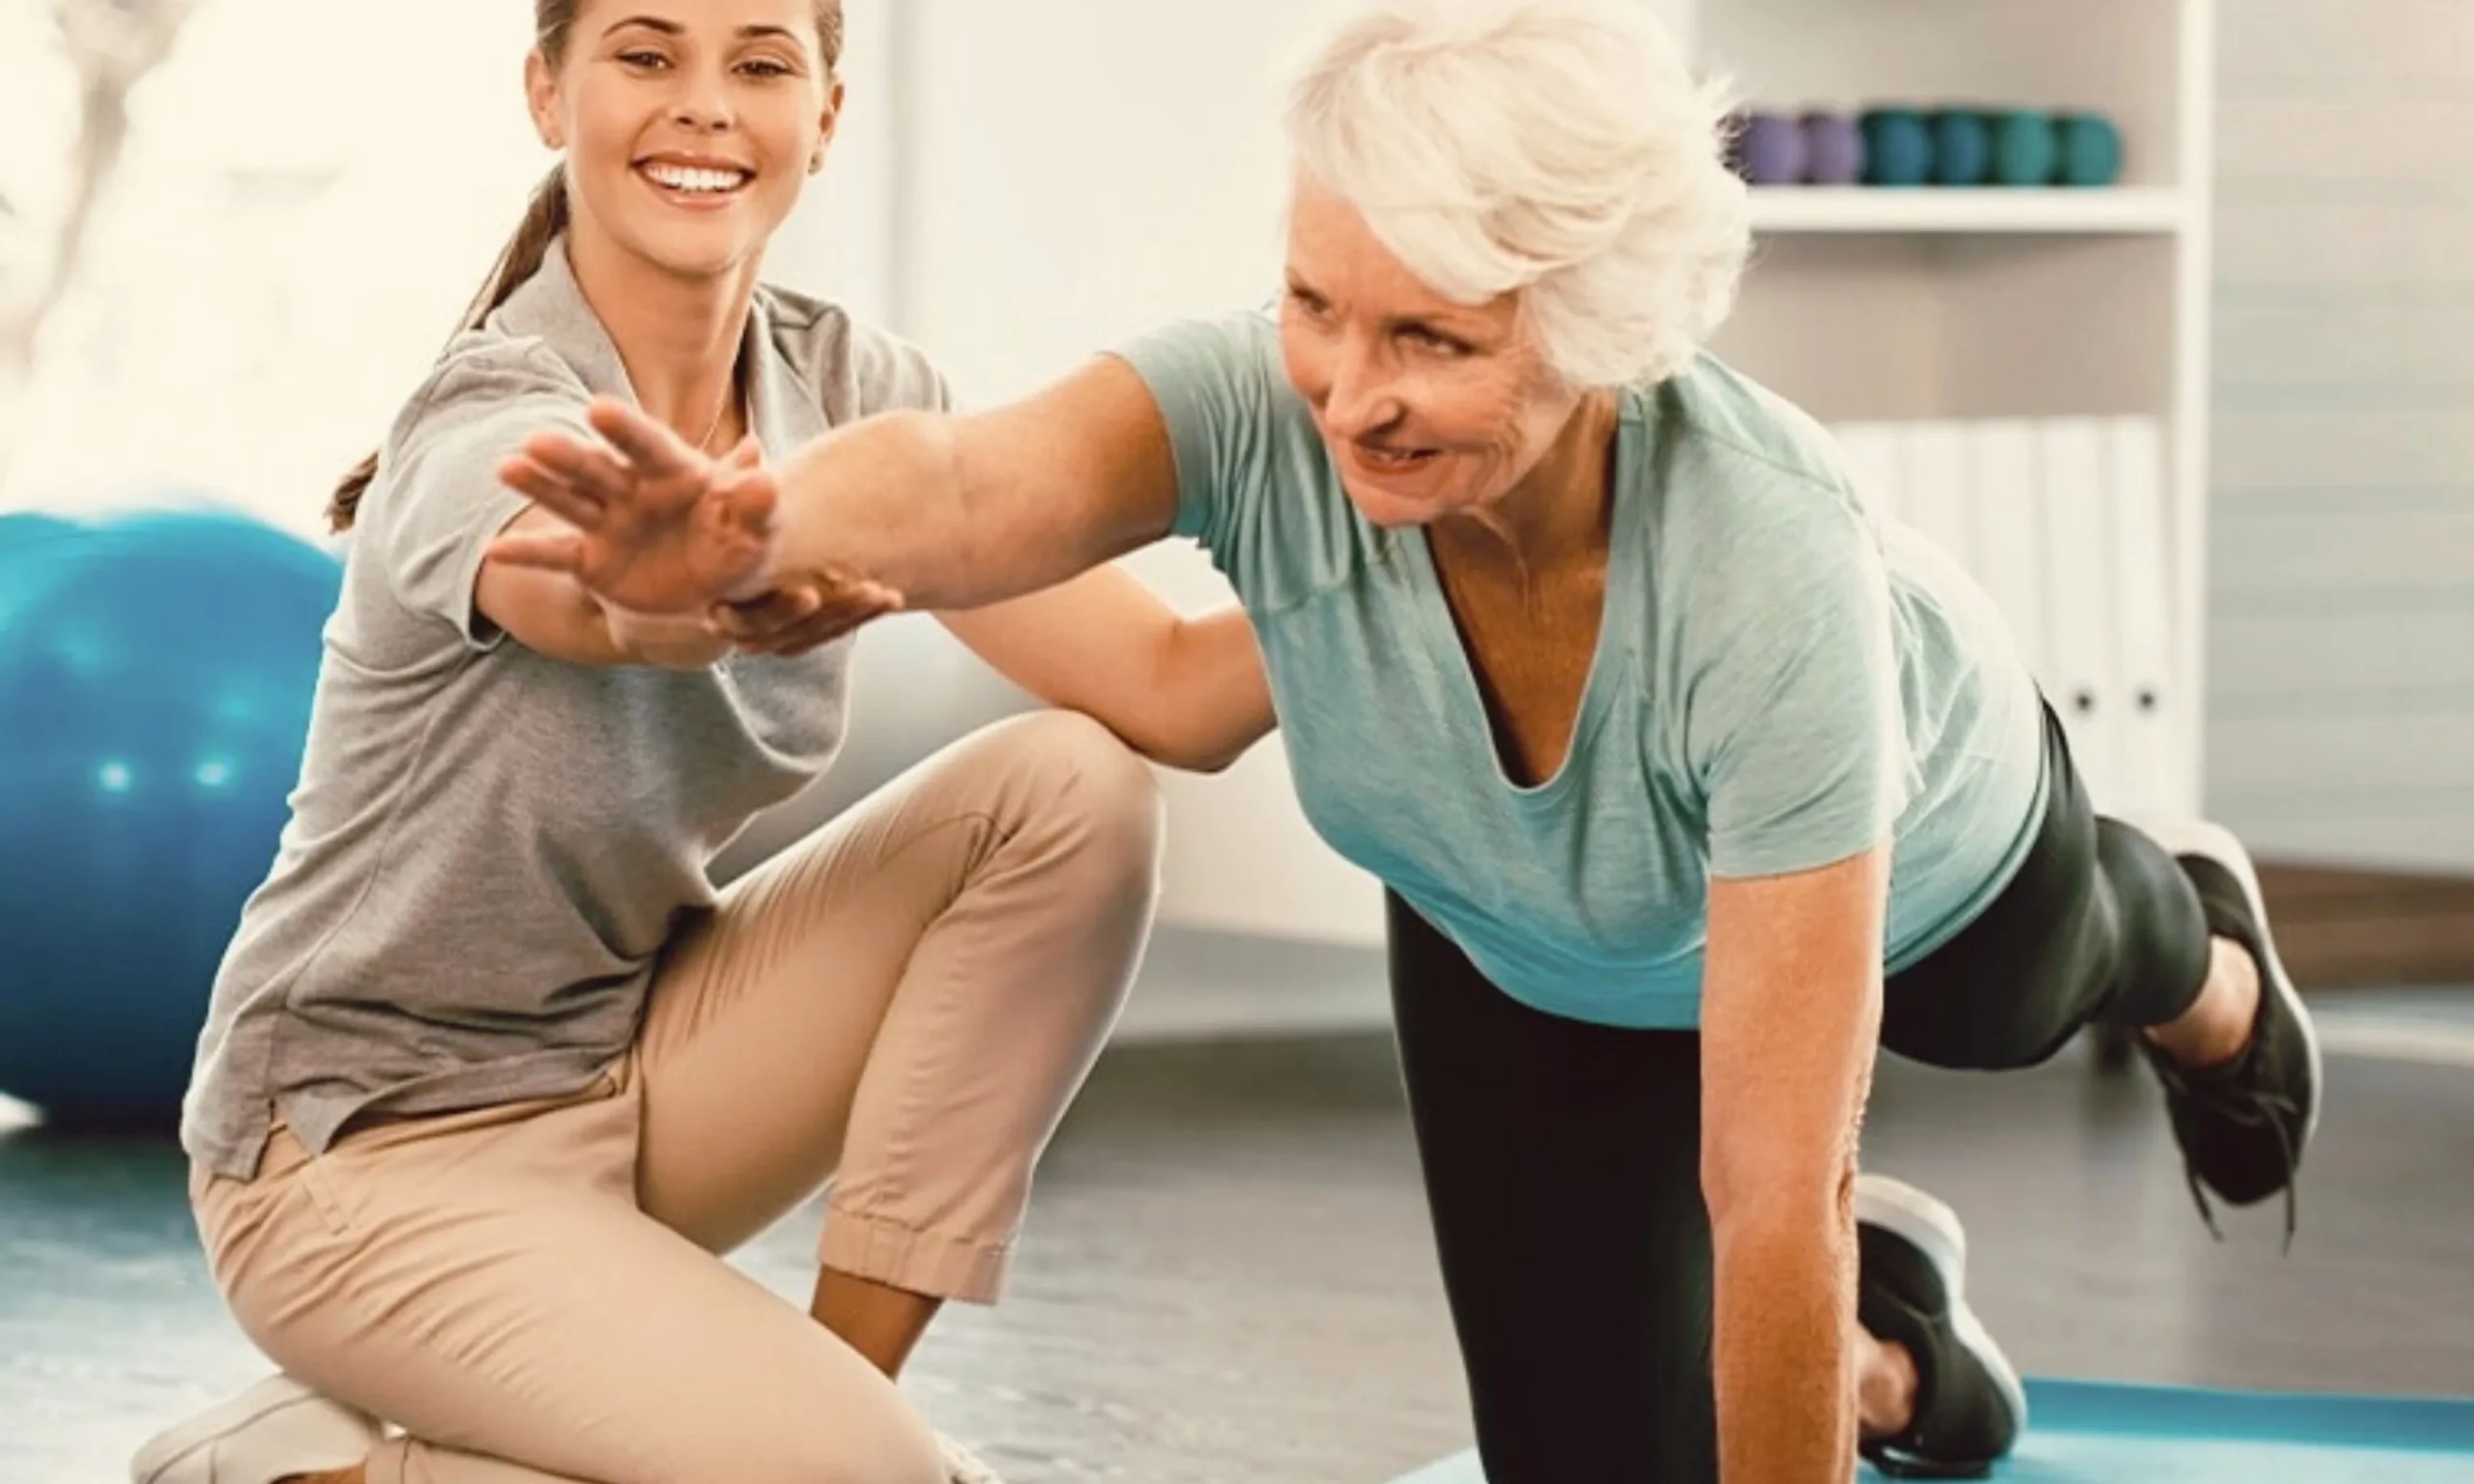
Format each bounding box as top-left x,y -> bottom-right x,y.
1963,419 -> 2051,688
1896,420 -> 1974,574
2035,418 -> 2125,810
2106,416 -> 2184,819
1829,421 -> 1907,526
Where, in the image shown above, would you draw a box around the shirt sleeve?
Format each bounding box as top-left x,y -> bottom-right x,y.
1105,309 -> 1281,562
847,318 -> 960,417
360,346 -> 595,650
1685,494 -> 1914,880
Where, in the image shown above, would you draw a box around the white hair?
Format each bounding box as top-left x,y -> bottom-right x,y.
1282,0 -> 1751,389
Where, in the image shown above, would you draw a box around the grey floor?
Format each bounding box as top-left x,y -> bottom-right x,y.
6,987 -> 2474,1483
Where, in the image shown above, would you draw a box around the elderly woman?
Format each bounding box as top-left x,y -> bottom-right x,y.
496,0 -> 2319,1477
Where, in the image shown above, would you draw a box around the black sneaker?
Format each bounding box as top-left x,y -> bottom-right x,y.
1855,1175 -> 2026,1480
2134,818 -> 2321,1250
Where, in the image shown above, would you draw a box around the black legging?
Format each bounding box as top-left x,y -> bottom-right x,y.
1387,702 -> 2212,1483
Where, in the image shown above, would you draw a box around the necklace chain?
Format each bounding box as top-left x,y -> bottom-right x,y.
692,359 -> 742,455
698,381 -> 736,455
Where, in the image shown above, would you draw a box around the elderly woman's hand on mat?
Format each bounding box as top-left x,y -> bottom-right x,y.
492,398 -> 906,642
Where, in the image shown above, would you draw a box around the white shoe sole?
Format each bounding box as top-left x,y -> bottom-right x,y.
129,1374 -> 369,1484
1856,1173 -> 2029,1435
2130,815 -> 2324,1153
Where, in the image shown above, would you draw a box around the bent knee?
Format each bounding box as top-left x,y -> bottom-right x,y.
993,710 -> 1165,869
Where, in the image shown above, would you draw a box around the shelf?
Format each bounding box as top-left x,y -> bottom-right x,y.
1748,187 -> 2188,236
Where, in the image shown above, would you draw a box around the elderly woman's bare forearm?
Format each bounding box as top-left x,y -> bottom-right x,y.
768,369 -> 1181,613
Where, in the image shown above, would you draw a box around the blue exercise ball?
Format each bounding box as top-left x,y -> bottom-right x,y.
0,506 -> 340,1132
0,510 -> 77,551
0,512 -> 80,614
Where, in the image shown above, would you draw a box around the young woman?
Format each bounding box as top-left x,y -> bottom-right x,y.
129,3 -> 1270,1482
494,1 -> 2323,1479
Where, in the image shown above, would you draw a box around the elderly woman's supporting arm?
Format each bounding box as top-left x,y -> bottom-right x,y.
1699,843 -> 1891,1483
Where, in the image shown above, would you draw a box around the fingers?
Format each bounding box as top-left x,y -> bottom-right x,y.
729,603 -> 898,657
498,455 -> 608,530
714,463 -> 781,532
520,429 -> 635,497
484,525 -> 588,574
755,621 -> 849,659
710,578 -> 905,656
709,585 -> 820,640
513,412 -> 754,521
703,468 -> 784,603
586,396 -> 706,481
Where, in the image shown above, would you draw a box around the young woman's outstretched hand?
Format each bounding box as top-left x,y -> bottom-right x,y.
492,398 -> 904,640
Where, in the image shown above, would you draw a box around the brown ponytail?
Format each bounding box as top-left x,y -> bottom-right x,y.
326,165 -> 571,533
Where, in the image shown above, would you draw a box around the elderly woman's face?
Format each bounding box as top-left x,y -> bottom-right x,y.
1278,180 -> 1584,528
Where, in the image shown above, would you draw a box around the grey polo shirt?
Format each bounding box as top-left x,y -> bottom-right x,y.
183,239 -> 949,1179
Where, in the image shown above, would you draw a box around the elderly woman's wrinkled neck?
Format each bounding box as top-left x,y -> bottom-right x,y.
1433,385 -> 1622,581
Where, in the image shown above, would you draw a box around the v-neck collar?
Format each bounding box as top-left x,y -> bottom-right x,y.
1395,388 -> 1643,803
490,235 -> 820,457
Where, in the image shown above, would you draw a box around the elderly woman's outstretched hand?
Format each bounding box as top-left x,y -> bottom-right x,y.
492,399 -> 905,639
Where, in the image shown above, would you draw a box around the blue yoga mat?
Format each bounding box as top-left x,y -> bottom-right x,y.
1389,1379 -> 2474,1482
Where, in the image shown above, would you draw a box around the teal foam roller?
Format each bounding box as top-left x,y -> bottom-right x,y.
1929,110 -> 1992,186
2056,112 -> 2123,186
1801,112 -> 1865,186
1858,109 -> 1933,187
1988,109 -> 2059,186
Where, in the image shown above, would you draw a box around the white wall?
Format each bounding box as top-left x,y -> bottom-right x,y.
4,0 -> 532,534
2203,0 -> 2474,873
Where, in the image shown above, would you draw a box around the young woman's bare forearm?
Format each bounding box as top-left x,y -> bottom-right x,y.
936,566 -> 1274,773
599,599 -> 732,670
1159,609 -> 1277,771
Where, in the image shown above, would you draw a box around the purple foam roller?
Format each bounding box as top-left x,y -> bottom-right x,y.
1730,111 -> 1808,186
1801,112 -> 1864,186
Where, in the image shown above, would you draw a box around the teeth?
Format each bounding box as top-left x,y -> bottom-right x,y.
644,164 -> 748,194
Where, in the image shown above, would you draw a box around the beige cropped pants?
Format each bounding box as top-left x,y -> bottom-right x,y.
190,712 -> 1165,1484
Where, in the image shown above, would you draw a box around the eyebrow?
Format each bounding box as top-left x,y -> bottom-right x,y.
604,16 -> 803,42
1287,273 -> 1483,336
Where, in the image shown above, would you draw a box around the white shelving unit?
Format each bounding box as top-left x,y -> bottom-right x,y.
1691,0 -> 2218,820
1748,186 -> 2190,237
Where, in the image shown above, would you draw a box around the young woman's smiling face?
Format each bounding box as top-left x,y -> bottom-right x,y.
526,0 -> 840,280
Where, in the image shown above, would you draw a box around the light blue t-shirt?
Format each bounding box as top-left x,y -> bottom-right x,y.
1113,310 -> 2050,1030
